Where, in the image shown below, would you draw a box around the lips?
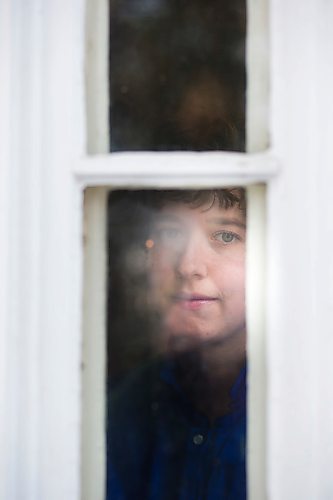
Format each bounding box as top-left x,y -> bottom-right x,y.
172,293 -> 219,311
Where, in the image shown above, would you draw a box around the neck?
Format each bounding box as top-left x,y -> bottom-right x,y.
173,329 -> 246,421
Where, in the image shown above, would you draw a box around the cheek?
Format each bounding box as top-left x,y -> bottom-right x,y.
149,249 -> 178,279
148,253 -> 176,297
213,257 -> 245,294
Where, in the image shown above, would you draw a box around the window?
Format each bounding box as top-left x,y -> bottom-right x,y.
109,0 -> 246,152
82,0 -> 269,498
106,188 -> 248,498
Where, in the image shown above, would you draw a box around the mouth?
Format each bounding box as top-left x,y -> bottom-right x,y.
172,293 -> 219,311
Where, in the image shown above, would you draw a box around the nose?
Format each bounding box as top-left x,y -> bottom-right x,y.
175,233 -> 209,280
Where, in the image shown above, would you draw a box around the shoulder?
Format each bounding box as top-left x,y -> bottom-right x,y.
107,357 -> 191,458
107,359 -> 181,499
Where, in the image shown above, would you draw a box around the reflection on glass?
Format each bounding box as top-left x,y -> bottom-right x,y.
109,1 -> 246,151
107,189 -> 247,499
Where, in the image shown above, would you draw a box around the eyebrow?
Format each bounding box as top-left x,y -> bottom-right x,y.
154,214 -> 246,229
153,214 -> 182,223
207,217 -> 246,229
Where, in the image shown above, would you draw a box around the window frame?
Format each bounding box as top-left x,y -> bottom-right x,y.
80,165 -> 272,500
1,0 -> 333,500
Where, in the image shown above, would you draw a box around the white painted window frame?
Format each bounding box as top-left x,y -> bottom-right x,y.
1,2 -> 333,500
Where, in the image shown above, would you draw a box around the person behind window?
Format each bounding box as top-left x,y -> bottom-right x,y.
107,189 -> 246,500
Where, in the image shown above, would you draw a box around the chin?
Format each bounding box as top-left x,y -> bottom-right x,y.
166,335 -> 202,353
164,328 -> 220,353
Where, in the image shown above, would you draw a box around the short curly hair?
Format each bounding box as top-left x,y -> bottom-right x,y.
108,188 -> 246,213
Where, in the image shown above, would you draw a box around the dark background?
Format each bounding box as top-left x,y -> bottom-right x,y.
109,0 -> 246,151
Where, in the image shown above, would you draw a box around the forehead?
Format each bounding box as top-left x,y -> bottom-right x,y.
156,200 -> 246,225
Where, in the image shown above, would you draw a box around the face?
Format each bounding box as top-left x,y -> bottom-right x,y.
147,200 -> 246,352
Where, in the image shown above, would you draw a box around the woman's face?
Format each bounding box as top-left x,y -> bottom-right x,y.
147,200 -> 246,352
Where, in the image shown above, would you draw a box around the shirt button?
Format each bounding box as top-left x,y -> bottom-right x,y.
193,434 -> 204,445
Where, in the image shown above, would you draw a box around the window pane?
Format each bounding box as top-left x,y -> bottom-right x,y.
107,188 -> 247,499
109,1 -> 246,152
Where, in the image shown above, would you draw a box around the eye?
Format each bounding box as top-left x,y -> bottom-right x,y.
213,231 -> 239,244
155,226 -> 186,247
160,227 -> 181,240
159,227 -> 182,240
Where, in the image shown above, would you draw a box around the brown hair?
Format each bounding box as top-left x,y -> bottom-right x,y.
108,188 -> 246,214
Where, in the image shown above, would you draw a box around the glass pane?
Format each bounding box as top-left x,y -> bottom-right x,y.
109,1 -> 246,151
107,188 -> 247,499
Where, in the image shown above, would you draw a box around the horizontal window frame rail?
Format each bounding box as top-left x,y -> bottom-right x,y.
74,151 -> 279,189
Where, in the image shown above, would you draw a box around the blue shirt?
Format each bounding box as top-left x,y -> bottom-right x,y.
107,360 -> 246,500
